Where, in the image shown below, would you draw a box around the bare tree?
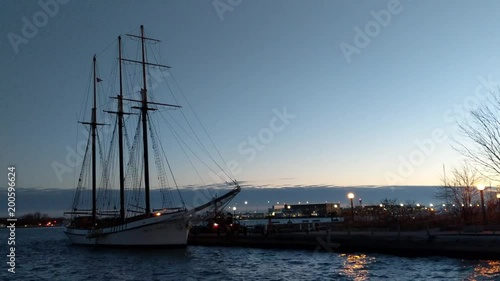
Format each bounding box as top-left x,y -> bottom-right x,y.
455,93 -> 500,180
379,198 -> 399,224
436,163 -> 481,223
380,198 -> 398,206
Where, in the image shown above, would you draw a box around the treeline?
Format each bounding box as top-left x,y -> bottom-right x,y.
1,212 -> 64,226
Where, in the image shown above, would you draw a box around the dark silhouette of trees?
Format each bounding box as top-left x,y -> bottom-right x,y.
436,163 -> 480,224
7,212 -> 60,226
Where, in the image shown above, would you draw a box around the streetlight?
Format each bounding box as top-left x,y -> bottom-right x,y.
232,206 -> 236,216
477,184 -> 487,225
244,201 -> 248,215
495,193 -> 500,210
347,192 -> 355,221
496,194 -> 500,212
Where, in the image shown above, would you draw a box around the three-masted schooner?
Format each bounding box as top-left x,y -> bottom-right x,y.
64,25 -> 240,246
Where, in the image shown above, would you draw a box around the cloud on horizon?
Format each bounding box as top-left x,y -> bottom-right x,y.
1,185 -> 440,217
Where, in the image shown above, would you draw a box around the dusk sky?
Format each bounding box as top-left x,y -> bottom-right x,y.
4,0 -> 500,192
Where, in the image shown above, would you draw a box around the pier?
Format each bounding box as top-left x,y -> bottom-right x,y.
188,225 -> 500,260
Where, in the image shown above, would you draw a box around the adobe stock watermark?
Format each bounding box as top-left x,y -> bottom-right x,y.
312,234 -> 341,260
51,68 -> 171,182
384,75 -> 500,184
237,106 -> 296,162
191,106 -> 296,207
339,0 -> 405,64
7,0 -> 71,54
212,0 -> 243,21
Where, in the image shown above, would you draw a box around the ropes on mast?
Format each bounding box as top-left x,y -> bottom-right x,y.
71,132 -> 91,212
148,117 -> 176,208
124,116 -> 144,215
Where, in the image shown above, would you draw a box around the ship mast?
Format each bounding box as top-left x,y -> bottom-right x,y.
139,25 -> 152,215
79,56 -> 105,224
118,36 -> 126,221
124,25 -> 181,215
92,55 -> 97,224
106,37 -> 133,221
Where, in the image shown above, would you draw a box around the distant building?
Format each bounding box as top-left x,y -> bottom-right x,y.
269,202 -> 341,217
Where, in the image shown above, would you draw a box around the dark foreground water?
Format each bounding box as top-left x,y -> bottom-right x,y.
0,227 -> 499,280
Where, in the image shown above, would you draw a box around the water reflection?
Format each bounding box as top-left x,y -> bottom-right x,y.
340,253 -> 375,281
7,228 -> 500,280
468,260 -> 500,280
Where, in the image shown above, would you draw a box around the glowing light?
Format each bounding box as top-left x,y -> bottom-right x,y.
155,212 -> 161,216
347,193 -> 355,199
477,184 -> 485,191
334,204 -> 338,208
379,204 -> 383,207
497,194 -> 500,199
416,204 -> 420,207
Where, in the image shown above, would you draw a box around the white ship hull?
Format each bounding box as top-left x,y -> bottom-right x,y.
64,212 -> 191,246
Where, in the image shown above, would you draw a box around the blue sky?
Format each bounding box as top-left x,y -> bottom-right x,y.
3,0 -> 500,192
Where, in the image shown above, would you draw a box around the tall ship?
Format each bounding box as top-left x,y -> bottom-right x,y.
64,25 -> 240,246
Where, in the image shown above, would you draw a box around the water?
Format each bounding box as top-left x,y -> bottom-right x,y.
1,227 -> 499,281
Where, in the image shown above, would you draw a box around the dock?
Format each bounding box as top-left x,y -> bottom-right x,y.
188,229 -> 500,260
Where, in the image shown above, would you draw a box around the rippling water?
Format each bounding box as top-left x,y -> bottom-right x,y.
1,227 -> 499,280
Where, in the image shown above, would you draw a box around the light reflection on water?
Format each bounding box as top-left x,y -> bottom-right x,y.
0,227 -> 499,281
340,253 -> 372,281
469,260 -> 500,280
